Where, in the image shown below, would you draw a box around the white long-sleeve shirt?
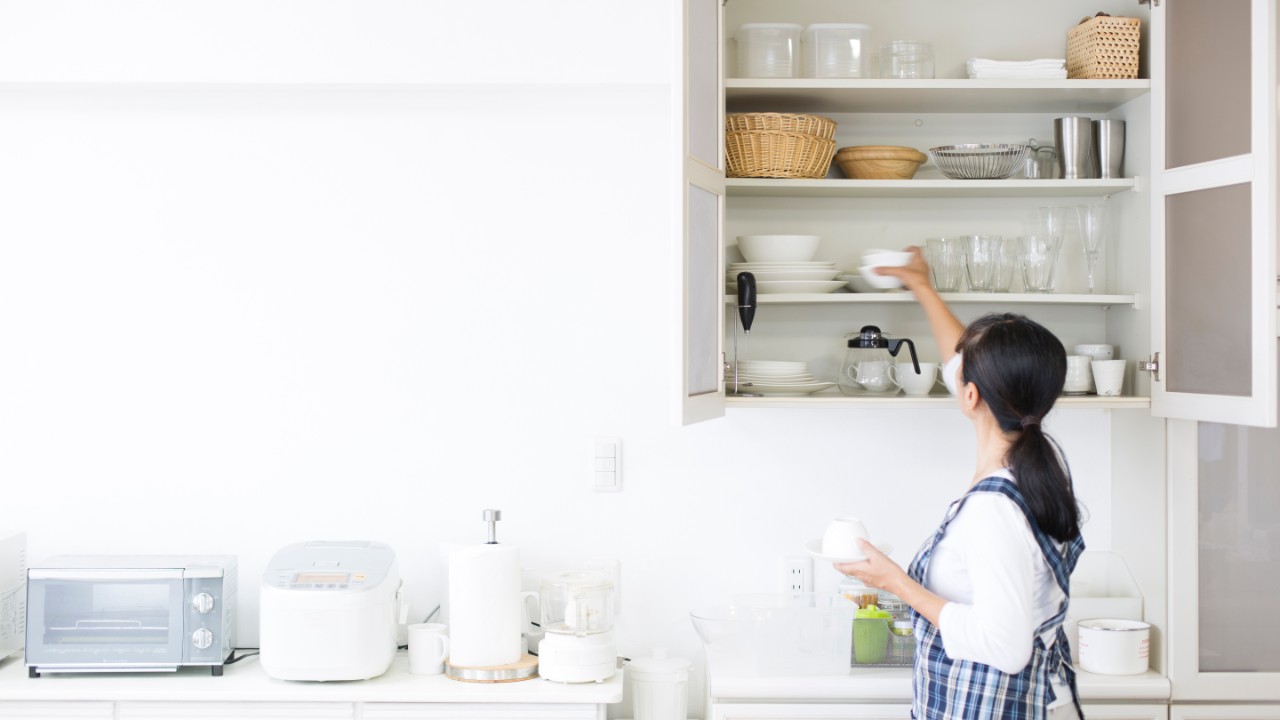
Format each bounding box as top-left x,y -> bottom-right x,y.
926,468 -> 1070,706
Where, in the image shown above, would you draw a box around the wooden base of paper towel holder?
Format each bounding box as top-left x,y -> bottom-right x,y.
445,653 -> 539,683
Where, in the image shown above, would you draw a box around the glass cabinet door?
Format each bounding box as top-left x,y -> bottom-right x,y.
1150,0 -> 1278,427
678,0 -> 725,426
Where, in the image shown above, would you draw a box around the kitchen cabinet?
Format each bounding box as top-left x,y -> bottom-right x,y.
675,0 -> 1277,426
1171,707 -> 1280,720
709,700 -> 1169,720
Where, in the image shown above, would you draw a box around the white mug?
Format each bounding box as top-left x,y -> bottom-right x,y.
822,517 -> 869,558
408,622 -> 450,675
847,360 -> 899,393
896,362 -> 940,396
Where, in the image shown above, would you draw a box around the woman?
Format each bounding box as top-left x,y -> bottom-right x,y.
836,247 -> 1086,720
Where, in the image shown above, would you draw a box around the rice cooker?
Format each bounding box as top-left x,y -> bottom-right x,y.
260,541 -> 408,681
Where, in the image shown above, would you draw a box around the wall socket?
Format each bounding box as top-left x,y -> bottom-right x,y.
783,555 -> 813,593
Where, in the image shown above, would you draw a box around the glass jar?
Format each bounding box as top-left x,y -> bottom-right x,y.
890,620 -> 916,663
879,41 -> 935,79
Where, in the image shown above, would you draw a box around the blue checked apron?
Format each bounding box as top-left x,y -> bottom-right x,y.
906,476 -> 1086,720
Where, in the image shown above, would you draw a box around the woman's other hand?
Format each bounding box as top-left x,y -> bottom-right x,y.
874,246 -> 930,292
833,538 -> 909,592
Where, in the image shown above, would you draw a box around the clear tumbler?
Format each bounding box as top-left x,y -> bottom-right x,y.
925,237 -> 965,292
1019,235 -> 1063,293
963,235 -> 1004,292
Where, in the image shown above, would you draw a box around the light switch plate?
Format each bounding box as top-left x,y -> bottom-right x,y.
592,436 -> 622,492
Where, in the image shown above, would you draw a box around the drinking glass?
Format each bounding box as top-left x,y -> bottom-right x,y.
925,237 -> 965,292
1019,235 -> 1062,293
1076,204 -> 1107,293
991,237 -> 1021,292
963,235 -> 1004,292
1028,206 -> 1071,241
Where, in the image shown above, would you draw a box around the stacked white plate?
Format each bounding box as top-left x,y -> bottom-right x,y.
727,262 -> 844,294
727,360 -> 835,396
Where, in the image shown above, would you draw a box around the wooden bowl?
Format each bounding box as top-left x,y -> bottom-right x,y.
835,145 -> 928,180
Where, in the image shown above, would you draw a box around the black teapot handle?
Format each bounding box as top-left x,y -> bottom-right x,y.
887,338 -> 921,374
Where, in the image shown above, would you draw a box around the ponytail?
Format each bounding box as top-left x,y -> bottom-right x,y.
958,314 -> 1081,543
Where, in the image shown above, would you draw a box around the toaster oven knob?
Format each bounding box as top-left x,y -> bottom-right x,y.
192,592 -> 215,614
191,627 -> 214,650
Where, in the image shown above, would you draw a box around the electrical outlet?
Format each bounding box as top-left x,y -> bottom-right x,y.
783,555 -> 813,593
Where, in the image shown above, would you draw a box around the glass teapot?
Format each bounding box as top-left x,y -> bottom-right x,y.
838,325 -> 921,396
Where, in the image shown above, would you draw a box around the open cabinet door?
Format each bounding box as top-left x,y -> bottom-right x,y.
1150,0 -> 1278,427
675,0 -> 725,426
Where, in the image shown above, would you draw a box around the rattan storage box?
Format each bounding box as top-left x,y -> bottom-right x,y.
1067,15 -> 1141,79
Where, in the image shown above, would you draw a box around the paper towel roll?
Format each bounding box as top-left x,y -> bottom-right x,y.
448,543 -> 522,667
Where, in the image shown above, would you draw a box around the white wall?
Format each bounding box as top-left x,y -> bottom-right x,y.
0,2 -> 1125,715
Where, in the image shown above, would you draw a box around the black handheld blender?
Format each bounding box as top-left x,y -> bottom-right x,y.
731,271 -> 757,396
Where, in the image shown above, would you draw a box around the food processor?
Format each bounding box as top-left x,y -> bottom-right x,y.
537,569 -> 617,683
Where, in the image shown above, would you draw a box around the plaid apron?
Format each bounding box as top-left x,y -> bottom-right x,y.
907,476 -> 1086,720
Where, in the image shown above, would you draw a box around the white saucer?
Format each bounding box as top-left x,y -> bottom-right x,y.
804,538 -> 895,564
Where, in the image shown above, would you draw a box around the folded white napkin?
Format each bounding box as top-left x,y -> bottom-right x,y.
966,57 -> 1067,79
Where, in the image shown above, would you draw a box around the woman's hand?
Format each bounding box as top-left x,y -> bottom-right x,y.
874,246 -> 931,292
833,538 -> 909,593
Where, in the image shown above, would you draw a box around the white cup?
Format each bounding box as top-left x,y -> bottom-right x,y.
1092,359 -> 1126,397
822,517 -> 869,558
408,622 -> 450,675
896,362 -> 940,396
1064,354 -> 1093,394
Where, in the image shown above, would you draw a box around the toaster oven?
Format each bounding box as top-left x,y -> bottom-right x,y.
25,555 -> 236,677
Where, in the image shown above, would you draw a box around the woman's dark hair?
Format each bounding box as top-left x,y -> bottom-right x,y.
957,313 -> 1081,543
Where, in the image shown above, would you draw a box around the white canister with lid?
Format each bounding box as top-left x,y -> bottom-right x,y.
629,647 -> 692,720
735,23 -> 803,78
803,24 -> 871,78
1078,618 -> 1150,675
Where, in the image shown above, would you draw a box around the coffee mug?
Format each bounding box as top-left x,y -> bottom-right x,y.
822,517 -> 869,558
896,362 -> 940,396
846,360 -> 900,394
408,623 -> 450,675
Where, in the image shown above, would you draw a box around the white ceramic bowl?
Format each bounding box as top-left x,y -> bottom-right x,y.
737,235 -> 821,263
822,518 -> 869,558
1073,343 -> 1115,360
861,249 -> 912,268
859,265 -> 904,289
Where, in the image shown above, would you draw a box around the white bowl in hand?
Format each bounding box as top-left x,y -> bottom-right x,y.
859,265 -> 904,289
861,249 -> 912,268
822,517 -> 869,558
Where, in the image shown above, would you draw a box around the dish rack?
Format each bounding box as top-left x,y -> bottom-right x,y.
725,112 -> 837,179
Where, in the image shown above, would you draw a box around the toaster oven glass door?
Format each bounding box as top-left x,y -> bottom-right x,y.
26,569 -> 185,666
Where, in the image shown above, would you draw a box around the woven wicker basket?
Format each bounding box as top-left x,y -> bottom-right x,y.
1067,15 -> 1141,80
726,112 -> 837,140
725,130 -> 836,179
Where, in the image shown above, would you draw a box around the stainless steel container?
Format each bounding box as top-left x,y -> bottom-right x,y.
1094,119 -> 1126,178
1054,117 -> 1099,179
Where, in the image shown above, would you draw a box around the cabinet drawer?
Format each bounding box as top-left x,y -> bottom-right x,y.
118,701 -> 354,719
0,701 -> 114,720
712,703 -> 911,720
360,702 -> 602,720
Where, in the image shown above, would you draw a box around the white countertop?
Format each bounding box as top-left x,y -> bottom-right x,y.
0,652 -> 624,705
710,666 -> 1170,703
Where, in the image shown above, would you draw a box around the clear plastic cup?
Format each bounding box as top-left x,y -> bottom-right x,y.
879,41 -> 934,79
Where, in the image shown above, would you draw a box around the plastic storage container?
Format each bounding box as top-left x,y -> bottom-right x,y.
880,41 -> 935,79
629,647 -> 691,720
736,23 -> 803,78
803,23 -> 871,78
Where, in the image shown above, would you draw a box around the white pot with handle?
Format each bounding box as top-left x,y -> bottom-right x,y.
1078,618 -> 1150,675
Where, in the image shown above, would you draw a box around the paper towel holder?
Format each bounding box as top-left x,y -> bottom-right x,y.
483,509 -> 501,544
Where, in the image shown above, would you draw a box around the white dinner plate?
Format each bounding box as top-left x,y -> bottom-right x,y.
725,269 -> 842,282
804,538 -> 895,564
734,381 -> 834,396
727,280 -> 846,294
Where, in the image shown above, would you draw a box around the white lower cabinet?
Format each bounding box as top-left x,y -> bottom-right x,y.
710,703 -> 1168,720
360,702 -> 603,720
1171,706 -> 1280,720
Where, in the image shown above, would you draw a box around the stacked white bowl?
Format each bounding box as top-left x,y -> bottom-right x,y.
728,360 -> 835,396
729,235 -> 843,294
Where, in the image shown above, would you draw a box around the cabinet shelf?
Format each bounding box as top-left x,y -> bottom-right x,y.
726,178 -> 1137,198
724,292 -> 1137,307
725,79 -> 1152,114
726,393 -> 1151,409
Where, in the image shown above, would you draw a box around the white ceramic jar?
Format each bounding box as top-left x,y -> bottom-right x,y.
629,647 -> 692,720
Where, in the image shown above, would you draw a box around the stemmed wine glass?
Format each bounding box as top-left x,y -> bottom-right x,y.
1075,205 -> 1107,293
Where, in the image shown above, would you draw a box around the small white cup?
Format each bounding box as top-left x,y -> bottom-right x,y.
897,362 -> 940,396
822,517 -> 869,558
408,622 -> 450,675
1064,354 -> 1093,394
1092,359 -> 1126,397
